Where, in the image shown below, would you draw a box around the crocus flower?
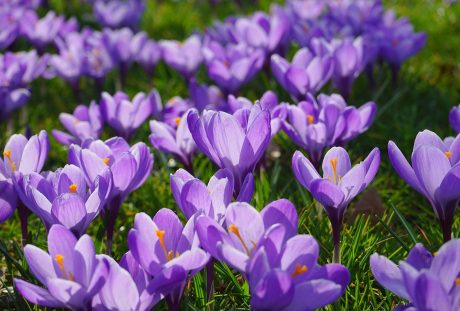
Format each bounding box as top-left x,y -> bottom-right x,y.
388,130 -> 460,242
287,0 -> 325,21
292,147 -> 380,262
160,34 -> 203,80
187,104 -> 271,193
81,28 -> 114,81
92,253 -> 187,311
271,48 -> 333,100
20,11 -> 64,51
1,130 -> 48,236
203,40 -> 265,94
449,104 -> 460,134
149,109 -> 196,170
371,239 -> 460,311
14,164 -> 111,236
196,199 -> 299,273
0,7 -> 22,50
188,80 -> 224,112
92,0 -> 145,30
69,137 -> 153,253
282,93 -> 376,167
128,209 -> 209,309
170,168 -> 238,223
52,102 -> 103,146
14,224 -> 109,310
248,233 -> 350,310
100,90 -> 160,140
131,31 -> 161,77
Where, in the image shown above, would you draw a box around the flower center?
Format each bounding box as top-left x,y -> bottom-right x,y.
445,151 -> 452,159
69,184 -> 78,193
174,117 -> 181,127
55,254 -> 74,281
3,149 -> 16,172
228,224 -> 251,255
328,157 -> 341,185
156,229 -> 177,261
292,263 -> 308,278
307,114 -> 314,125
456,277 -> 460,287
103,157 -> 110,166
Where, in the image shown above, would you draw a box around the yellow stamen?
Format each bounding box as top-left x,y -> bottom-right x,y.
456,278 -> 460,287
445,151 -> 452,159
330,157 -> 338,184
55,254 -> 74,281
3,149 -> 16,172
228,224 -> 251,255
69,184 -> 77,193
167,250 -> 175,261
307,114 -> 314,125
433,251 -> 438,256
156,229 -> 168,258
292,263 -> 308,278
103,157 -> 110,166
174,117 -> 181,127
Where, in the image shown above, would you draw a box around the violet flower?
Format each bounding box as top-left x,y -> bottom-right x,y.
149,109 -> 196,171
371,240 -> 460,311
449,104 -> 460,134
271,48 -> 333,101
128,209 -> 209,309
20,11 -> 64,51
92,0 -> 145,30
196,199 -> 299,273
0,7 -> 22,50
100,90 -> 159,140
131,31 -> 161,78
52,102 -> 103,146
187,104 -> 271,194
160,96 -> 193,128
81,29 -> 114,83
188,80 -> 224,112
160,35 -> 203,80
69,137 -> 153,253
203,40 -> 265,94
248,233 -> 350,310
388,130 -> 460,242
14,224 -> 109,310
292,147 -> 380,262
14,164 -> 111,236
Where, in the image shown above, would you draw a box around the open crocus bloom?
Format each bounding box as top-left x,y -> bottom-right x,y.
93,0 -> 145,30
14,164 -> 111,236
371,239 -> 460,311
100,90 -> 159,140
170,168 -> 236,223
0,130 -> 49,223
128,209 -> 209,305
187,105 -> 270,194
271,47 -> 333,100
14,225 -> 109,310
52,102 -> 103,146
92,253 -> 187,311
196,199 -> 298,273
292,147 -> 380,262
388,130 -> 460,241
248,234 -> 350,311
149,109 -> 196,170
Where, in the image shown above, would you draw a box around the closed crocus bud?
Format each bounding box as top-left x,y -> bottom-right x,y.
21,10 -> 64,51
449,104 -> 460,133
92,0 -> 145,30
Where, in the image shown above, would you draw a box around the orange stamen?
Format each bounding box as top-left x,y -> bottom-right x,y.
3,149 -> 15,172
445,151 -> 452,159
229,224 -> 251,255
156,229 -> 168,258
292,263 -> 308,278
174,117 -> 181,127
69,184 -> 78,193
330,157 -> 338,184
456,278 -> 460,287
307,114 -> 314,125
55,254 -> 74,281
103,157 -> 110,166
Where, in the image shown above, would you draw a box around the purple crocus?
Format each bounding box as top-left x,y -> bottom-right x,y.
128,209 -> 209,309
0,7 -> 22,50
449,104 -> 460,134
388,130 -> 460,242
69,137 -> 153,253
92,253 -> 187,311
20,11 -> 64,51
52,102 -> 103,146
292,147 -> 380,262
170,168 -> 239,223
203,40 -> 265,94
371,239 -> 460,311
131,31 -> 162,78
160,35 -> 203,80
282,93 -> 376,167
196,199 -> 299,273
188,80 -> 224,112
271,48 -> 333,100
149,109 -> 196,171
187,104 -> 271,194
81,28 -> 114,83
248,233 -> 350,310
14,224 -> 109,310
100,90 -> 159,140
14,164 -> 111,236
1,130 -> 49,242
92,0 -> 145,30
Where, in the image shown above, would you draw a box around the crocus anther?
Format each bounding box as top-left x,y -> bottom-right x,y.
4,149 -> 15,171
55,254 -> 74,281
156,229 -> 176,261
456,278 -> 460,287
291,263 -> 308,278
69,184 -> 78,193
307,114 -> 314,125
174,117 -> 181,127
228,224 -> 251,255
445,151 -> 452,158
103,157 -> 110,166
